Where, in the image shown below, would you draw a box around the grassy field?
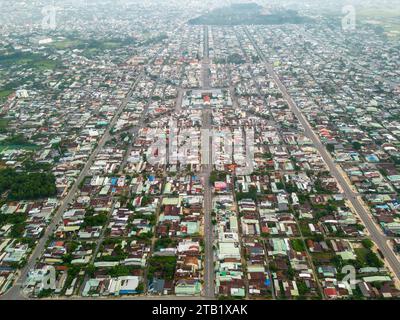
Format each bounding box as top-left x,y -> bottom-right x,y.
0,119 -> 9,132
51,38 -> 133,51
0,52 -> 59,71
354,247 -> 369,265
32,59 -> 58,70
357,6 -> 400,37
290,239 -> 306,252
0,134 -> 39,152
0,89 -> 13,100
357,7 -> 400,19
50,39 -> 84,50
0,52 -> 59,100
0,144 -> 39,152
310,251 -> 335,265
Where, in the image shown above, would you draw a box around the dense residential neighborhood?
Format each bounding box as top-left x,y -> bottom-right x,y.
0,0 -> 399,302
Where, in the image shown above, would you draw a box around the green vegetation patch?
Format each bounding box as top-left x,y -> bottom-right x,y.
50,39 -> 83,50
236,185 -> 258,202
0,167 -> 57,200
209,170 -> 227,184
50,38 -> 137,59
147,255 -> 177,281
354,247 -> 384,268
0,212 -> 28,238
189,3 -> 312,26
0,90 -> 13,101
154,238 -> 177,251
310,251 -> 335,265
0,134 -> 38,151
290,239 -> 306,252
82,207 -> 108,227
0,118 -> 10,133
0,51 -> 59,70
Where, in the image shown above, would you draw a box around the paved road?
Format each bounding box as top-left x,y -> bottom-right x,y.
78,202 -> 117,296
200,25 -> 215,299
201,108 -> 215,299
244,27 -> 400,282
117,20 -> 187,172
43,295 -> 206,301
201,25 -> 211,90
175,88 -> 184,113
119,67 -> 164,172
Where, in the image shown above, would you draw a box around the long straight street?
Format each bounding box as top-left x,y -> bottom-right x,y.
201,25 -> 215,299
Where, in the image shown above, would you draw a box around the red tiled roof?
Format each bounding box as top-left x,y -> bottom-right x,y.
324,287 -> 337,297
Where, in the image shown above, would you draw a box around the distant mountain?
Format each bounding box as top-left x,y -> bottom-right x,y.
189,3 -> 312,26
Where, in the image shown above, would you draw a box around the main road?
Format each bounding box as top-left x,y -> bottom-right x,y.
243,27 -> 400,281
201,25 -> 215,299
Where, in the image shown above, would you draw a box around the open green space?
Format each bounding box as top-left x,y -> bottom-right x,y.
310,251 -> 335,265
50,39 -> 84,50
0,167 -> 57,200
0,90 -> 13,101
147,255 -> 177,281
0,134 -> 39,151
357,6 -> 400,37
0,119 -> 9,133
0,51 -> 60,70
50,37 -> 137,56
290,239 -> 306,252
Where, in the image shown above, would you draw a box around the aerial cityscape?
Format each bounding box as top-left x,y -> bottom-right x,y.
0,0 -> 399,303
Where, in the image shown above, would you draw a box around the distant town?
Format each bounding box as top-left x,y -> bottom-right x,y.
0,0 -> 399,301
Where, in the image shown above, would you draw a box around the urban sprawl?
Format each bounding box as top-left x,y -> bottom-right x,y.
0,0 -> 399,300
